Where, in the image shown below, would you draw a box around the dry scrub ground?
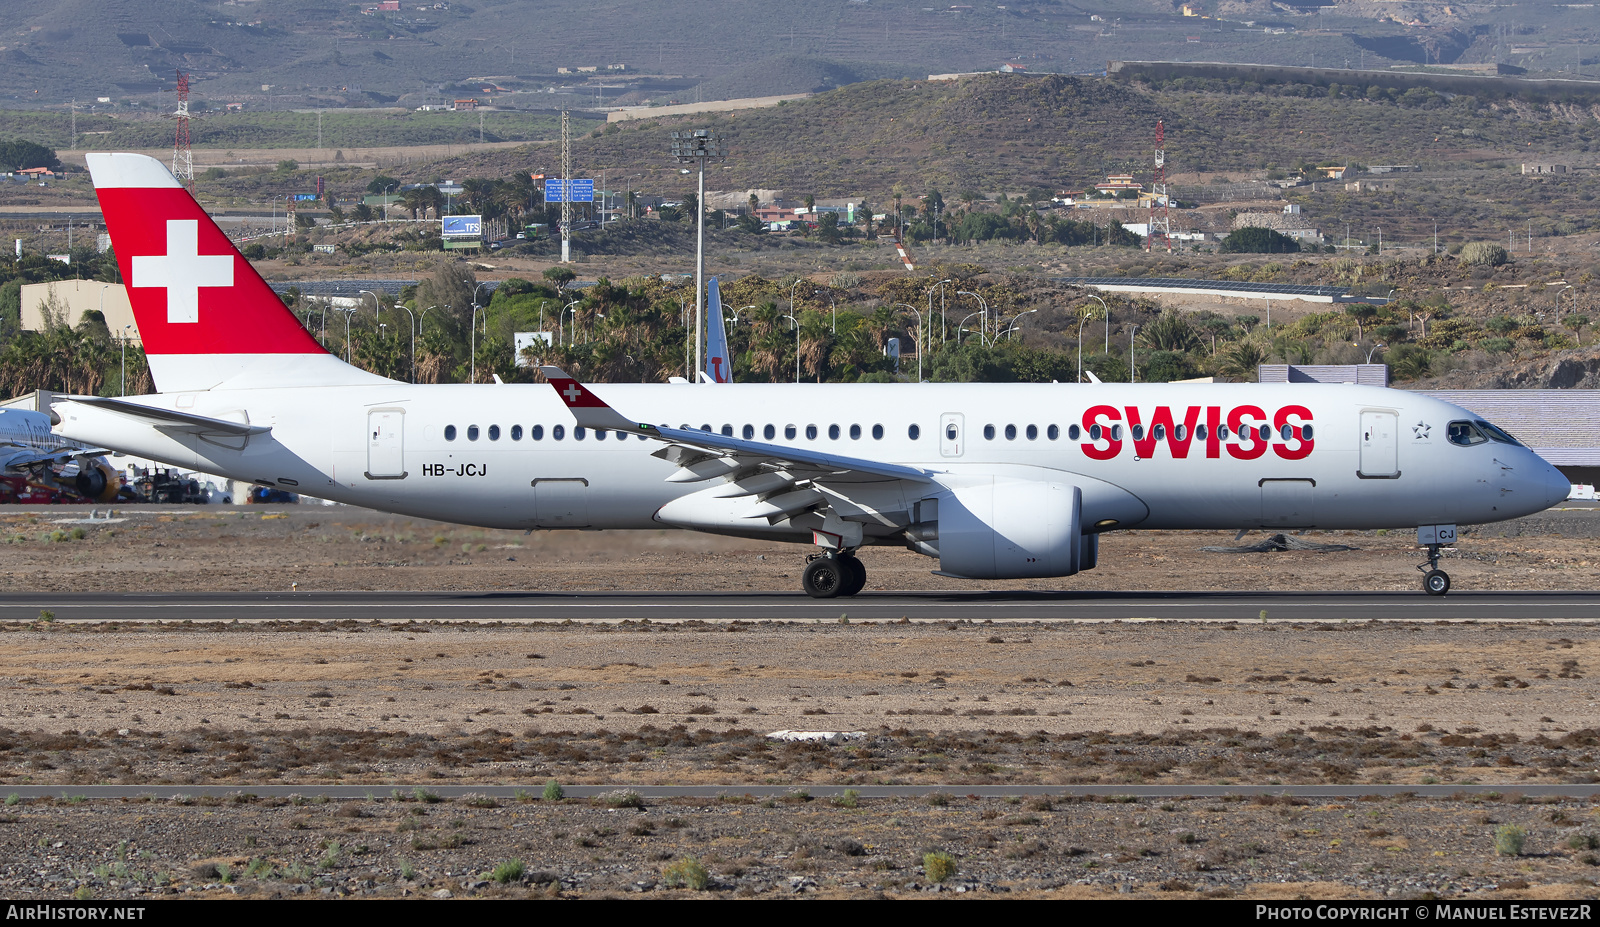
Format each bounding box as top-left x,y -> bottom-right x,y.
0,504 -> 1597,900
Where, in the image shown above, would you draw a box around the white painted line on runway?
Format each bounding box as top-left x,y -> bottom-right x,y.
1,600 -> 1596,610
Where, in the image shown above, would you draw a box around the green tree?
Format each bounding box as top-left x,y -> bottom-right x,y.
1220,227 -> 1301,254
0,140 -> 59,171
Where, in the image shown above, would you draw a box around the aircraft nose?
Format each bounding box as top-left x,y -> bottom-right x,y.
1542,460 -> 1572,508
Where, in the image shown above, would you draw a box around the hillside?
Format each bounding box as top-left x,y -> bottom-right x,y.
0,0 -> 1595,107
413,72 -> 1600,247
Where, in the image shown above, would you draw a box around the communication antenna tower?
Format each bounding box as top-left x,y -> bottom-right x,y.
1148,119 -> 1170,253
171,70 -> 195,187
560,110 -> 571,264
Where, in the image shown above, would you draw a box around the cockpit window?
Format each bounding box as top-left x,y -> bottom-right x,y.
1476,420 -> 1522,446
1447,421 -> 1486,446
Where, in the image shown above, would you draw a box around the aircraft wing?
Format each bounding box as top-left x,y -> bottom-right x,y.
540,366 -> 931,485
0,445 -> 114,470
58,396 -> 272,437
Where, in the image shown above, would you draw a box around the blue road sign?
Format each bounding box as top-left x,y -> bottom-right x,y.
544,179 -> 595,203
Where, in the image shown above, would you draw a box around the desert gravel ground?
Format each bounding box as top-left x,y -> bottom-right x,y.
0,503 -> 1597,900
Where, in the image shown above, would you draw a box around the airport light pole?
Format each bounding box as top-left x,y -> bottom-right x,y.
470,282 -> 493,384
1082,293 -> 1110,353
358,289 -> 382,368
1002,309 -> 1039,341
782,314 -> 800,383
956,312 -> 981,345
957,290 -> 989,346
392,301 -> 416,383
896,303 -> 923,382
671,129 -> 726,381
1077,311 -> 1091,384
120,325 -> 131,396
341,307 -> 355,363
1361,342 -> 1386,364
566,299 -> 585,350
928,278 -> 952,344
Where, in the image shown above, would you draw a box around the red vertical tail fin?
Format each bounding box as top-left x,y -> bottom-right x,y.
87,153 -> 390,392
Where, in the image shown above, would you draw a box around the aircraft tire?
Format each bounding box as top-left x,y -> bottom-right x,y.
839,554 -> 867,597
1423,569 -> 1450,596
803,557 -> 847,598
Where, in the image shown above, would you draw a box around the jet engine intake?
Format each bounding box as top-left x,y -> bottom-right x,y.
937,479 -> 1084,579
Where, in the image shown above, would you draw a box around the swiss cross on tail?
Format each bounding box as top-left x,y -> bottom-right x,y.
132,220 -> 233,324
540,366 -> 648,433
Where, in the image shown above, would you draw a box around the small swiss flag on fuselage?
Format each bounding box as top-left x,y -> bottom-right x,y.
545,374 -> 608,408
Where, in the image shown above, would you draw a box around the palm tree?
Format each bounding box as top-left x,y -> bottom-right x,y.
1219,341 -> 1265,380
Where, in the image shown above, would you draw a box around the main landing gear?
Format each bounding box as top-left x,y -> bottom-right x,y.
1419,544 -> 1451,597
802,551 -> 867,599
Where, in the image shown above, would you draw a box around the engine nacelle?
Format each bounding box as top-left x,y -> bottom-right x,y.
937,479 -> 1084,579
73,458 -> 123,503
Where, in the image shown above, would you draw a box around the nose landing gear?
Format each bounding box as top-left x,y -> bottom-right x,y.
1418,544 -> 1451,596
1416,525 -> 1457,596
802,551 -> 867,599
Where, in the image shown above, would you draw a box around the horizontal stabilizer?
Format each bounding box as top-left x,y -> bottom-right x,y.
60,396 -> 271,437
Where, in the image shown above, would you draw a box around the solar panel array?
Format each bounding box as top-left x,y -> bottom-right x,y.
1055,276 -> 1349,298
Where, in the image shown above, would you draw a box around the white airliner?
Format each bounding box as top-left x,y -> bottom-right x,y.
52,153 -> 1568,597
0,407 -> 121,503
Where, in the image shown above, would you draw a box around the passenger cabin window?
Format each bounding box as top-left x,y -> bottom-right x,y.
828,424 -> 840,440
1448,421 -> 1488,446
595,429 -> 607,441
1004,424 -> 1017,440
983,425 -> 996,440
467,425 -> 480,441
575,427 -> 587,440
1067,424 -> 1080,441
531,425 -> 544,440
743,424 -> 755,440
764,424 -> 777,440
444,425 -> 457,441
1026,425 -> 1038,441
909,424 -> 921,440
1131,424 -> 1145,441
488,425 -> 501,441
945,423 -> 958,441
1047,424 -> 1059,440
511,425 -> 523,440
721,424 -> 733,437
1153,424 -> 1166,441
872,424 -> 884,440
805,425 -> 818,440
849,424 -> 861,440
785,425 -> 798,440
552,424 -> 565,440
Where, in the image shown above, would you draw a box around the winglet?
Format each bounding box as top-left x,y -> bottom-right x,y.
541,366 -> 658,435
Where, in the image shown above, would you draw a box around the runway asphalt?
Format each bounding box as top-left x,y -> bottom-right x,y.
5,589 -> 1600,623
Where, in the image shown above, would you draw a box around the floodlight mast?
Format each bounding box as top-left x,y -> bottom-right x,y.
671,129 -> 727,381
